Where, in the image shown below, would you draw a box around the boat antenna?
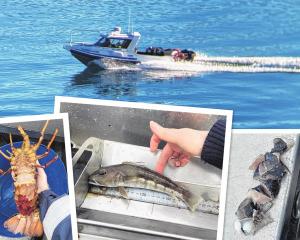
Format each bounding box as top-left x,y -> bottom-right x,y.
128,8 -> 133,33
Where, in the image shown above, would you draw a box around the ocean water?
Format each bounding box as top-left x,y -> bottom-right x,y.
0,0 -> 299,128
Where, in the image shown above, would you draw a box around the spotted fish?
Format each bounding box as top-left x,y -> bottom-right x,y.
89,163 -> 201,211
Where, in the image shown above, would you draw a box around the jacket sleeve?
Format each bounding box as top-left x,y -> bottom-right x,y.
201,119 -> 226,169
39,190 -> 72,240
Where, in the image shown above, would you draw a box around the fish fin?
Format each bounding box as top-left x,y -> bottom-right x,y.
90,186 -> 107,195
118,187 -> 129,199
249,154 -> 264,170
171,195 -> 180,207
122,161 -> 146,166
182,190 -> 202,212
122,161 -> 136,165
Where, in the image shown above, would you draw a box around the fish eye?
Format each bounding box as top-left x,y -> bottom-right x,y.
98,169 -> 107,175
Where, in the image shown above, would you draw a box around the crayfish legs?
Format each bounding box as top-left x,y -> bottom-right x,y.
0,120 -> 59,237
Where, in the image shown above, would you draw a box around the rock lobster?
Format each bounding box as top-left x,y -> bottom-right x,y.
0,120 -> 59,237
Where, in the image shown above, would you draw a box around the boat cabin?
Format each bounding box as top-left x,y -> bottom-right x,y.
95,27 -> 141,52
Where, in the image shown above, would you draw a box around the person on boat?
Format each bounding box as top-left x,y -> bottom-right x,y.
171,49 -> 186,61
149,119 -> 225,173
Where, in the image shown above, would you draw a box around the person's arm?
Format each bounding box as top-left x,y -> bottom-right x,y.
37,168 -> 72,240
201,119 -> 226,169
149,119 -> 226,173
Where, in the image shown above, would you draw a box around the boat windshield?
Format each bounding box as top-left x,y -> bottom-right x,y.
95,37 -> 132,49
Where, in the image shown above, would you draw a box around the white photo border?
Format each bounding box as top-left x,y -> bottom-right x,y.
0,113 -> 78,240
54,96 -> 233,240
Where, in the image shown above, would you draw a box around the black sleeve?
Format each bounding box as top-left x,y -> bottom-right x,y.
201,119 -> 226,169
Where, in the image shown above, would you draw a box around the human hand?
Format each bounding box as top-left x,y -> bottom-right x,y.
149,121 -> 208,174
36,166 -> 49,194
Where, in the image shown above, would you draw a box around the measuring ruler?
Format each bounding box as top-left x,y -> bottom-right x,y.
89,185 -> 219,215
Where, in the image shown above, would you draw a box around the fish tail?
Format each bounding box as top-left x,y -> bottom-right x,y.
182,189 -> 202,212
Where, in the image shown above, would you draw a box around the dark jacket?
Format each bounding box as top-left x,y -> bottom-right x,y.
39,190 -> 72,240
201,119 -> 226,169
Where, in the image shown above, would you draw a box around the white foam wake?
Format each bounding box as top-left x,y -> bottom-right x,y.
90,55 -> 300,73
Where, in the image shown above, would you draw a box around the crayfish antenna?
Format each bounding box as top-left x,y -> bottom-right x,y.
9,133 -> 15,152
36,155 -> 59,168
0,149 -> 11,161
47,128 -> 58,150
36,127 -> 58,160
18,126 -> 31,149
0,168 -> 12,175
33,120 -> 49,151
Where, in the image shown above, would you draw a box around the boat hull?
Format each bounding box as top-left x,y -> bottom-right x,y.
136,53 -> 174,63
69,49 -> 140,66
70,50 -> 98,66
66,46 -> 177,67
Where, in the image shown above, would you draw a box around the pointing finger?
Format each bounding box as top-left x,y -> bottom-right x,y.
150,134 -> 161,152
156,143 -> 173,174
150,121 -> 178,145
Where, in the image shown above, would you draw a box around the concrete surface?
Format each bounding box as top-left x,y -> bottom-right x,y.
223,133 -> 298,239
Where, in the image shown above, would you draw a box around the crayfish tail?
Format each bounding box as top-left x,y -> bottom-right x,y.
4,211 -> 43,237
29,210 -> 43,237
4,214 -> 24,235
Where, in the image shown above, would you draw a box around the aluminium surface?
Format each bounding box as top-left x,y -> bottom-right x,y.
223,133 -> 299,239
62,101 -> 225,239
75,140 -> 221,240
59,101 -> 224,147
282,140 -> 300,239
0,120 -> 65,139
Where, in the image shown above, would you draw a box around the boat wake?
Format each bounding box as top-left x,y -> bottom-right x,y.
90,55 -> 300,74
194,55 -> 300,73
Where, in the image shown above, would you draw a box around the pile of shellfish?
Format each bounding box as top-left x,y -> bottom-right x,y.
235,138 -> 294,235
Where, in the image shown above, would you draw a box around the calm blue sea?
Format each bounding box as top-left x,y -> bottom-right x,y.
0,0 -> 299,128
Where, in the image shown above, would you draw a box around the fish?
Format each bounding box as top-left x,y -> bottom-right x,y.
253,152 -> 286,181
251,151 -> 286,199
271,138 -> 288,154
89,162 -> 201,211
259,179 -> 280,199
235,197 -> 273,235
234,212 -> 273,236
247,186 -> 272,205
235,198 -> 255,220
236,138 -> 294,236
